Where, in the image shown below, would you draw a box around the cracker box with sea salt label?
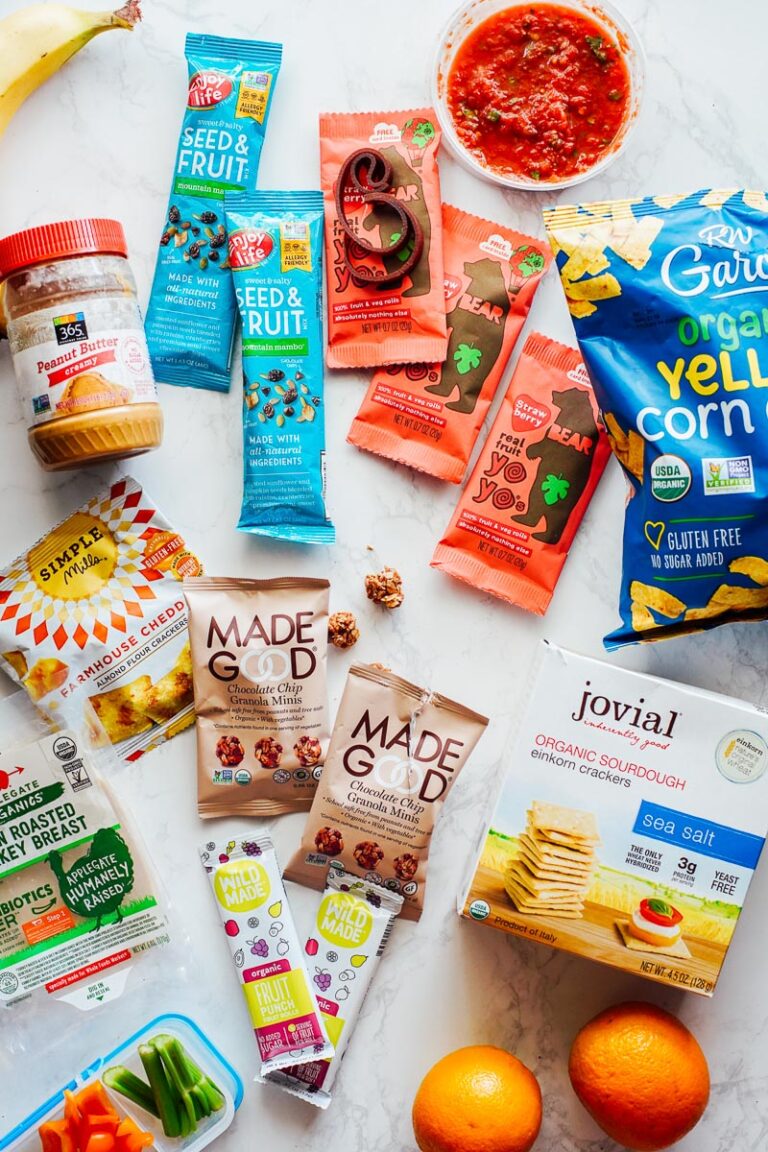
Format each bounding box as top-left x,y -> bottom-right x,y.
460,642 -> 768,995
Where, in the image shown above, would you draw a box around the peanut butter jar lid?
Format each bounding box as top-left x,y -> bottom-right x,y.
0,218 -> 128,280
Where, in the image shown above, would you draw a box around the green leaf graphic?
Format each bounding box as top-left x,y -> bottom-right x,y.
454,343 -> 483,375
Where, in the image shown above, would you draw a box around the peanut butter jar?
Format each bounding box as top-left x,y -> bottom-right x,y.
0,217 -> 163,470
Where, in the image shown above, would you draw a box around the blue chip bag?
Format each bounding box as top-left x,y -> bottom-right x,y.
225,190 -> 335,544
146,34 -> 282,391
544,189 -> 768,647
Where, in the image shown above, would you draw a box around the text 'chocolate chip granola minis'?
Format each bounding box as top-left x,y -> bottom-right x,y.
284,663 -> 488,920
184,577 -> 330,817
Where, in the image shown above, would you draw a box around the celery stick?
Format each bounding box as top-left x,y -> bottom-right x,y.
139,1043 -> 181,1138
103,1066 -> 160,1118
152,1038 -> 196,1133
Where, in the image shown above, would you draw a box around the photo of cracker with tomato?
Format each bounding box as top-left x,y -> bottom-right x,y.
616,897 -> 692,960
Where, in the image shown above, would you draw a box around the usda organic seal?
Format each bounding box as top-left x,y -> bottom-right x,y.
469,899 -> 490,921
650,455 -> 691,502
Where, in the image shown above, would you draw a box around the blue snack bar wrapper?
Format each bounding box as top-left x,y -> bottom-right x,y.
226,191 -> 335,544
146,34 -> 282,391
544,188 -> 768,648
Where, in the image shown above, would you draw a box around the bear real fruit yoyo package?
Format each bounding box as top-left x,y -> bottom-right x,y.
319,109 -> 448,369
146,34 -> 282,392
284,663 -> 488,921
184,577 -> 330,818
266,869 -> 403,1107
225,191 -> 335,544
0,713 -> 169,1011
200,834 -> 334,1078
543,188 -> 768,646
348,204 -> 550,482
431,333 -> 611,614
0,476 -> 201,760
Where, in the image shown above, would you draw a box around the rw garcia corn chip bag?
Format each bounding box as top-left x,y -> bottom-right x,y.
0,477 -> 201,759
544,189 -> 768,647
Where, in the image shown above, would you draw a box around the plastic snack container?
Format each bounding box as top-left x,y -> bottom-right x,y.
0,1014 -> 243,1152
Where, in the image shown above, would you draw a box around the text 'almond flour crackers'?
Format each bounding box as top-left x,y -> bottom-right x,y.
184,577 -> 330,817
0,477 -> 201,760
544,188 -> 768,646
284,664 -> 488,921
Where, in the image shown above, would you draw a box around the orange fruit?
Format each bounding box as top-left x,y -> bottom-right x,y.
569,1001 -> 710,1151
412,1044 -> 542,1152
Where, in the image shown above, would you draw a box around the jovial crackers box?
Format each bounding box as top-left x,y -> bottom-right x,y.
460,642 -> 768,996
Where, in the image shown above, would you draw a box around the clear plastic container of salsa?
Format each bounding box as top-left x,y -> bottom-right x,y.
0,218 -> 163,471
432,0 -> 646,191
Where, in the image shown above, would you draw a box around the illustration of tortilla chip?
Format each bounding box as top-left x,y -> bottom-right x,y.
145,643 -> 194,724
90,675 -> 154,743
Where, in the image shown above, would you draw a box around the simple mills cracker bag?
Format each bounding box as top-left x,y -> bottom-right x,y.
185,577 -> 330,817
0,477 -> 201,759
544,188 -> 768,647
285,664 -> 488,920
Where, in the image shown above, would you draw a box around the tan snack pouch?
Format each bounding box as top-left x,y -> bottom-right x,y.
284,663 -> 488,920
185,576 -> 330,818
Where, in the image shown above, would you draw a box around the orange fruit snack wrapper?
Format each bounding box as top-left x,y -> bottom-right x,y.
319,109 -> 448,368
431,333 -> 611,614
348,204 -> 550,482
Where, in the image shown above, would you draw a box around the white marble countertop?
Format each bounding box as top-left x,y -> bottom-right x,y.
1,0 -> 767,1148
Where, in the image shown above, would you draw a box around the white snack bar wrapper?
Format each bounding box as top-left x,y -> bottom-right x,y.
199,833 -> 334,1077
265,868 -> 403,1107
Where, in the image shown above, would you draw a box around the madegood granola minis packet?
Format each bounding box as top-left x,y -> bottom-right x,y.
319,109 -> 448,368
432,333 -> 610,614
543,189 -> 768,646
146,34 -> 282,391
184,577 -> 330,817
348,205 -> 550,482
200,834 -> 334,1077
0,476 -> 201,759
284,664 -> 488,920
225,191 -> 334,543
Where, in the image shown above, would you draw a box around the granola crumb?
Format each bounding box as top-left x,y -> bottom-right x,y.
328,610 -> 360,649
365,567 -> 404,610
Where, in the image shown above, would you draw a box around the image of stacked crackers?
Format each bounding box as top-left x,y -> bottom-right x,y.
504,801 -> 600,919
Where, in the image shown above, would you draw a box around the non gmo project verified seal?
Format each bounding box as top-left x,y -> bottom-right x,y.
63,758 -> 92,791
703,456 -> 755,496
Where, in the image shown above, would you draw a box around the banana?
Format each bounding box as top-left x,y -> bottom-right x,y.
0,1 -> 141,141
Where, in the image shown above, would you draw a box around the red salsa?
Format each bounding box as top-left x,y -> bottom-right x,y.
447,4 -> 631,182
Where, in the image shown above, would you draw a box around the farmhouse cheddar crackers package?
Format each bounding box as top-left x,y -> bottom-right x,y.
0,477 -> 201,760
432,334 -> 610,614
461,642 -> 768,996
348,205 -> 549,482
544,188 -> 768,646
320,109 -> 447,368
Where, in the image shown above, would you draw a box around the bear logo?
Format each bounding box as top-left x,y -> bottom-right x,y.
512,386 -> 599,545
